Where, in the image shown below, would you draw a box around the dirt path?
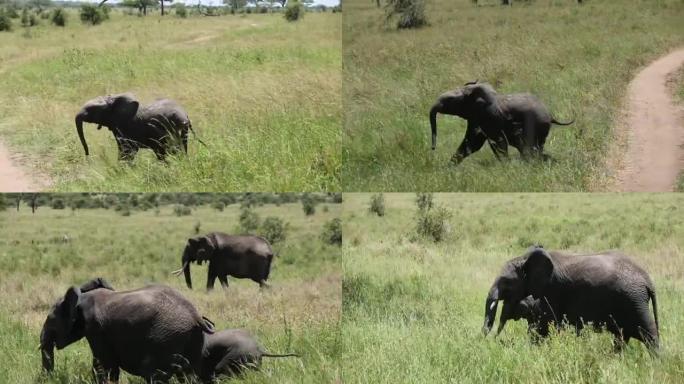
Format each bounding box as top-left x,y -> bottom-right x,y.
0,140 -> 41,192
615,48 -> 684,192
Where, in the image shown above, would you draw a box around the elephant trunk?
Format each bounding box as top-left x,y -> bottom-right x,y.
182,246 -> 193,289
39,326 -> 55,372
429,103 -> 441,150
75,114 -> 89,156
483,285 -> 499,336
495,300 -> 515,336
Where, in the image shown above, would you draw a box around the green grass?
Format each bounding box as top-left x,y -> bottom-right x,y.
342,0 -> 684,191
342,193 -> 684,383
674,67 -> 684,192
0,201 -> 341,383
0,10 -> 340,191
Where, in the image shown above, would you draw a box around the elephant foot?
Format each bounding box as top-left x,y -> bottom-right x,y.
449,154 -> 464,166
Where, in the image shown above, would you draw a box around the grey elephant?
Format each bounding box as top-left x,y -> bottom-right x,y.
493,295 -> 548,339
200,329 -> 298,382
40,278 -> 214,383
172,232 -> 275,291
75,92 -> 202,161
483,246 -> 659,352
429,81 -> 574,164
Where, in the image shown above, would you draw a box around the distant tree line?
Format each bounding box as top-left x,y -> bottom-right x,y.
1,193 -> 342,213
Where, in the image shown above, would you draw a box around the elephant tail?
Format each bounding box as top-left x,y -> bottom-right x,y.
262,352 -> 300,358
200,316 -> 215,334
551,116 -> 575,126
187,121 -> 208,148
648,285 -> 659,338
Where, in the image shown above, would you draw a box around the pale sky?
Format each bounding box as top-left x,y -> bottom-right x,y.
74,0 -> 340,6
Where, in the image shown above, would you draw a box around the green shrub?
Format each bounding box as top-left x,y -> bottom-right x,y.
173,204 -> 192,216
369,193 -> 385,217
415,206 -> 451,242
80,4 -> 104,25
385,0 -> 427,29
284,1 -> 304,21
239,206 -> 260,233
40,11 -> 49,19
302,195 -> 316,216
20,7 -> 29,27
51,199 -> 65,209
261,217 -> 288,244
0,11 -> 12,31
415,193 -> 433,212
321,218 -> 342,246
101,4 -> 110,19
211,201 -> 225,212
175,4 -> 187,18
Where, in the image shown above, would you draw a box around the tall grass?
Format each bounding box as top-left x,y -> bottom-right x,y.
0,10 -> 341,191
342,0 -> 684,191
0,201 -> 341,383
342,193 -> 684,383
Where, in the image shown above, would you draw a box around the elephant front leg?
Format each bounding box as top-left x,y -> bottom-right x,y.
451,121 -> 487,165
206,266 -> 218,292
91,357 -> 119,384
218,275 -> 229,289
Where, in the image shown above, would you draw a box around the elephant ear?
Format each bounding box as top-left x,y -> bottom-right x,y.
60,286 -> 82,330
462,83 -> 496,106
110,93 -> 139,123
522,248 -> 554,299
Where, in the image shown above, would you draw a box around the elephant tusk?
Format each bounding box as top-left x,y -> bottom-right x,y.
490,301 -> 497,311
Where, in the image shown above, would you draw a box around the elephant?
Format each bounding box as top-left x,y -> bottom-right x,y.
494,295 -> 548,339
429,81 -> 574,164
40,278 -> 215,383
483,246 -> 659,352
75,92 -> 203,161
172,232 -> 275,291
200,329 -> 298,382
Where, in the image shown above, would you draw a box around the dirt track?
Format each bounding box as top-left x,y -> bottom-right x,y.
616,48 -> 684,192
0,140 -> 40,192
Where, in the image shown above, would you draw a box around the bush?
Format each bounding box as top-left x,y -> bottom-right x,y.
302,195 -> 316,216
101,4 -> 110,19
321,218 -> 342,246
284,1 -> 304,21
415,206 -> 451,242
258,6 -> 268,13
175,4 -> 187,18
415,193 -> 433,212
20,7 -> 29,27
368,193 -> 385,217
173,204 -> 192,216
261,217 -> 288,244
385,0 -> 427,29
51,199 -> 65,209
0,11 -> 12,31
80,4 -> 104,25
211,201 -> 225,212
239,206 -> 260,233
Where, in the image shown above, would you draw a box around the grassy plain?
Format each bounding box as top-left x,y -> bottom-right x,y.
0,201 -> 341,383
342,0 -> 684,191
342,193 -> 684,383
0,10 -> 340,191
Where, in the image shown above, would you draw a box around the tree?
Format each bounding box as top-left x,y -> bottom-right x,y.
122,0 -> 158,16
223,0 -> 246,11
28,0 -> 51,13
160,0 -> 173,16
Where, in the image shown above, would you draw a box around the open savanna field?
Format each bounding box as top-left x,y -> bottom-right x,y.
0,9 -> 340,191
0,198 -> 341,383
342,0 -> 684,191
342,193 -> 684,383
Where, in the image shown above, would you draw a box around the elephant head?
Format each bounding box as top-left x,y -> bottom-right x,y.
40,278 -> 114,372
429,81 -> 498,150
483,246 -> 554,336
173,236 -> 215,289
75,93 -> 140,156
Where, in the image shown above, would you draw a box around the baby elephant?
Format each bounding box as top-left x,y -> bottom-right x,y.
430,81 -> 573,164
200,329 -> 298,382
75,92 -> 202,161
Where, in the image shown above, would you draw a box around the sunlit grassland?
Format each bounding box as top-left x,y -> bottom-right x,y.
0,201 -> 341,383
342,193 -> 684,383
0,10 -> 340,191
342,0 -> 684,191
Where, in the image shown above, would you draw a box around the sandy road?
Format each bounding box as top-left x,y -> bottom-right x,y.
616,48 -> 684,192
0,140 -> 41,192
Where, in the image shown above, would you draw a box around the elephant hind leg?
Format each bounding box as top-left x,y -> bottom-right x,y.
218,275 -> 229,289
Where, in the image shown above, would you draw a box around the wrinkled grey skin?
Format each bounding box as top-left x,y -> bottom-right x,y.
173,232 -> 274,291
483,246 -> 659,352
75,93 -> 195,161
496,295 -> 548,339
430,82 -> 574,164
40,279 -> 214,383
200,329 -> 298,382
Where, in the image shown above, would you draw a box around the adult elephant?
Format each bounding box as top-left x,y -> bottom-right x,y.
40,278 -> 214,383
429,81 -> 573,164
483,246 -> 659,352
75,92 -> 202,161
173,232 -> 275,291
